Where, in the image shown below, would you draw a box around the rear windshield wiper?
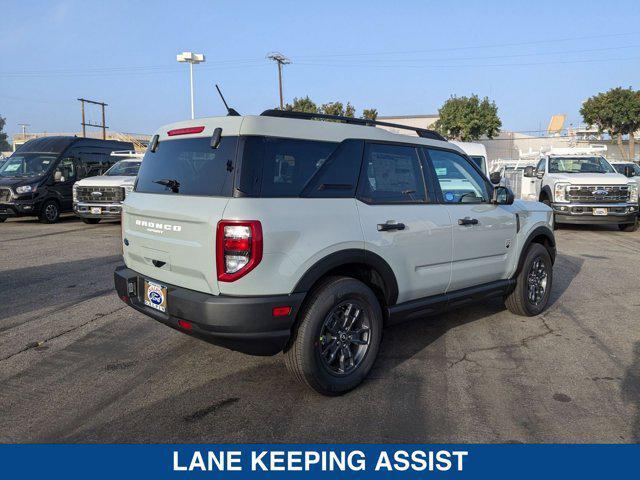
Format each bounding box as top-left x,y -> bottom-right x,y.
153,178 -> 180,193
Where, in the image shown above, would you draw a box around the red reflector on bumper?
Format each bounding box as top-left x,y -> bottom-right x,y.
272,306 -> 292,317
178,319 -> 193,330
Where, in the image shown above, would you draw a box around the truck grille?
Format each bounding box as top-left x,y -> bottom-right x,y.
566,185 -> 630,203
0,188 -> 11,203
76,186 -> 125,203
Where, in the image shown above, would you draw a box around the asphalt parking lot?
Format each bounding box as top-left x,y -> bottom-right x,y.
0,215 -> 639,443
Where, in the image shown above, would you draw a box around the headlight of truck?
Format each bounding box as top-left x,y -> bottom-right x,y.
72,183 -> 78,202
629,183 -> 638,203
553,182 -> 570,203
15,184 -> 36,194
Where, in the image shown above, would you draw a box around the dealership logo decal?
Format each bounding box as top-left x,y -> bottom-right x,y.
136,219 -> 182,234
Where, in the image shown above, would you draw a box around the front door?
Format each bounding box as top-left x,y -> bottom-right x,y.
50,156 -> 77,210
356,142 -> 452,304
425,148 -> 517,291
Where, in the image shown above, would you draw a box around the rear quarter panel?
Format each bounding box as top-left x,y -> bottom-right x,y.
219,198 -> 364,296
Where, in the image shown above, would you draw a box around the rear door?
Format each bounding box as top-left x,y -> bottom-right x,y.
425,147 -> 517,291
356,142 -> 452,304
123,134 -> 238,295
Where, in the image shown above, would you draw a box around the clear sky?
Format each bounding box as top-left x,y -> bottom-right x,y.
1,0 -> 639,138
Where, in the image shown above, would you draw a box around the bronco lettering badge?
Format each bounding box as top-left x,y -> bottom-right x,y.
135,219 -> 182,234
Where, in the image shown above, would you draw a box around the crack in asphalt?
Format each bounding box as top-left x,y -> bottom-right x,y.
447,316 -> 556,368
0,305 -> 127,362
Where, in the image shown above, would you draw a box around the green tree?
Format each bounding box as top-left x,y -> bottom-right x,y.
320,101 -> 356,117
0,116 -> 11,151
284,96 -> 319,113
362,108 -> 378,121
434,95 -> 501,141
580,87 -> 640,161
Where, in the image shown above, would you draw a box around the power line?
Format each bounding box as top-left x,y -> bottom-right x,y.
292,31 -> 640,59
295,56 -> 640,69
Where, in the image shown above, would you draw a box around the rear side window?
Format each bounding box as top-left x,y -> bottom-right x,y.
239,137 -> 337,197
136,137 -> 237,196
357,143 -> 427,204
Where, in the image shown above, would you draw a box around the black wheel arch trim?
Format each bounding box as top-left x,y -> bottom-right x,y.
292,249 -> 399,306
540,185 -> 553,201
516,225 -> 556,276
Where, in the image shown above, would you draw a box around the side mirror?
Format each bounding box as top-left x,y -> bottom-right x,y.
623,165 -> 635,177
53,170 -> 63,182
492,185 -> 514,205
489,171 -> 501,185
523,166 -> 535,178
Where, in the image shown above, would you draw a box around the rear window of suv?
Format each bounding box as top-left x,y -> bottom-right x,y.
135,137 -> 238,196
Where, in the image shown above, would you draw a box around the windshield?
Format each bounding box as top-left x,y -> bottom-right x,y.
105,160 -> 141,176
0,154 -> 58,178
548,156 -> 616,174
612,163 -> 640,176
469,155 -> 487,174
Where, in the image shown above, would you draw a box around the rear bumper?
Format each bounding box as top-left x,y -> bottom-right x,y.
552,202 -> 638,225
114,266 -> 305,356
74,201 -> 122,219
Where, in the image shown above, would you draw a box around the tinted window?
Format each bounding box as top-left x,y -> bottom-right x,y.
304,140 -> 363,198
55,157 -> 76,182
0,154 -> 57,178
427,148 -> 490,203
136,137 -> 237,196
469,155 -> 487,174
240,136 -> 337,197
358,143 -> 426,204
536,158 -> 546,173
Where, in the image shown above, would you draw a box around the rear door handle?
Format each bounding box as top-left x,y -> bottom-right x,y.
377,222 -> 406,232
458,217 -> 479,226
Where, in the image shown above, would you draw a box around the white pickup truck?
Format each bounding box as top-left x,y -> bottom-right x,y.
524,147 -> 638,231
73,151 -> 143,224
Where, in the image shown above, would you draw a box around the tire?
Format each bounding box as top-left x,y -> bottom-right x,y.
618,218 -> 639,232
38,200 -> 60,224
284,276 -> 383,396
505,243 -> 553,316
0,216 -> 6,223
82,218 -> 101,224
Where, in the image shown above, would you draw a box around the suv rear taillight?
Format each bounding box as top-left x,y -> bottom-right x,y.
216,220 -> 263,282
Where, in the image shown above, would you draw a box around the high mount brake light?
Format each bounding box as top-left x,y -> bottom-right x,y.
216,220 -> 263,282
167,126 -> 205,136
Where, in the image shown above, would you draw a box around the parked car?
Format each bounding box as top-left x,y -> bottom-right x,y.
73,151 -> 143,224
0,137 -> 134,223
115,110 -> 556,395
524,147 -> 638,231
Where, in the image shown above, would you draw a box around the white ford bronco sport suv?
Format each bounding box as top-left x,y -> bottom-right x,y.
523,147 -> 639,231
115,110 -> 556,395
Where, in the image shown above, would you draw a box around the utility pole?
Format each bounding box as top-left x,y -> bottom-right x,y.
17,123 -> 30,140
77,98 -> 108,139
267,52 -> 291,109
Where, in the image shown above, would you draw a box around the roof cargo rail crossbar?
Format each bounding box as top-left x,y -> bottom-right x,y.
260,109 -> 446,141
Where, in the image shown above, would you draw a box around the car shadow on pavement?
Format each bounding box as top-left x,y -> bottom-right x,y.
622,342 -> 640,443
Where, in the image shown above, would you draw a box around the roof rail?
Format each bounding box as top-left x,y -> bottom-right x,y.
260,109 -> 447,141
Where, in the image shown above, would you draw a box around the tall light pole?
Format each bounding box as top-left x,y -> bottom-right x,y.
267,52 -> 291,109
177,51 -> 205,119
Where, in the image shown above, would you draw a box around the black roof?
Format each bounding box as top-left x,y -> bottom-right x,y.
15,136 -> 134,154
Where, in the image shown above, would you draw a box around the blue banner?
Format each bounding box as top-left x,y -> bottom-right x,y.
0,444 -> 637,479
